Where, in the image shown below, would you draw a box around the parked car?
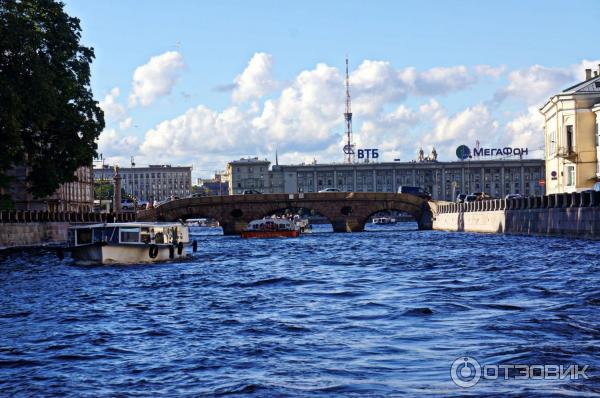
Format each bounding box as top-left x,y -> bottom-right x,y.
456,193 -> 467,203
464,194 -> 478,203
505,193 -> 522,200
398,186 -> 431,199
121,198 -> 135,210
582,182 -> 600,193
318,188 -> 341,193
242,189 -> 262,195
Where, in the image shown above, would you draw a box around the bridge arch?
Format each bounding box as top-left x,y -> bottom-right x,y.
137,192 -> 432,235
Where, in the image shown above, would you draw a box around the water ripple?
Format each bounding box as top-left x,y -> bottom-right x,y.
0,224 -> 599,396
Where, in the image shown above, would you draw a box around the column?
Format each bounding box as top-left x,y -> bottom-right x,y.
392,168 -> 397,192
441,167 -> 446,200
500,166 -> 505,198
313,170 -> 317,192
461,166 -> 465,194
373,169 -> 377,192
412,169 -> 416,185
520,166 -> 525,195
481,167 -> 485,194
353,168 -> 357,192
333,170 -> 337,188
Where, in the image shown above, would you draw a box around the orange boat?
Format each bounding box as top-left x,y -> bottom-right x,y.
241,218 -> 301,239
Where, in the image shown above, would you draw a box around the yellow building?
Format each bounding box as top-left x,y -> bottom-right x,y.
540,67 -> 600,194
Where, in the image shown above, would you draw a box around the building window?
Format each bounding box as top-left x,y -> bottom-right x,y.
567,166 -> 575,186
566,125 -> 573,153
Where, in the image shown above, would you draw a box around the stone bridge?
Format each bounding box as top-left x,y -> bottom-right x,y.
137,192 -> 433,235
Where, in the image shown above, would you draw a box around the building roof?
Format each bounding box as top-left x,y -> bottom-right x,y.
562,74 -> 600,94
228,157 -> 270,165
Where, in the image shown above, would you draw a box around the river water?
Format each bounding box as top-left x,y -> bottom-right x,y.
1,224 -> 600,397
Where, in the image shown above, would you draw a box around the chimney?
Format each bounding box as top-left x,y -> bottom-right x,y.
585,69 -> 592,80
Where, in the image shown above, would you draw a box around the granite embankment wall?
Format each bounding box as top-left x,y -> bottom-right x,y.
0,211 -> 136,249
434,191 -> 600,239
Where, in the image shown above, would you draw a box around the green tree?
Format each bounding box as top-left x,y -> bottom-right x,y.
0,0 -> 104,198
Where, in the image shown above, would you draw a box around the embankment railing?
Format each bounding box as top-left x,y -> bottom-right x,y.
436,191 -> 600,214
0,211 -> 137,224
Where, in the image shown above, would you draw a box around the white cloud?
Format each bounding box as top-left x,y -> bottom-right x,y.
504,107 -> 544,152
232,52 -> 278,103
128,51 -> 185,107
496,60 -> 600,106
498,65 -> 573,105
474,64 -> 506,78
97,128 -> 139,158
99,87 -> 127,122
422,102 -> 499,158
119,117 -> 133,130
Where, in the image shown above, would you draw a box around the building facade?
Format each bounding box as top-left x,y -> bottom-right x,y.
94,165 -> 192,202
227,157 -> 545,200
4,165 -> 94,212
196,173 -> 229,196
540,67 -> 600,194
226,158 -> 277,194
272,159 -> 544,200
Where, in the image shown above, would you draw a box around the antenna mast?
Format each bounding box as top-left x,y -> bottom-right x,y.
343,56 -> 355,163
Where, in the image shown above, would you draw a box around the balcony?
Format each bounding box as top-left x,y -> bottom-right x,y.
556,147 -> 577,160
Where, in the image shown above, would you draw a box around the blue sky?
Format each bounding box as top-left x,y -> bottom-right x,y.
64,0 -> 599,178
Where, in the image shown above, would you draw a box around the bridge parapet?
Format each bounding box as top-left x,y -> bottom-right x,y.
137,192 -> 432,234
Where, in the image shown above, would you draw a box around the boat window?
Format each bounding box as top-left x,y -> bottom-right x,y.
155,231 -> 165,244
76,228 -> 92,245
140,227 -> 151,244
120,227 -> 140,243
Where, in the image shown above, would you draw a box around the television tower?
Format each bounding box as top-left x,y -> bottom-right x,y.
342,56 -> 355,163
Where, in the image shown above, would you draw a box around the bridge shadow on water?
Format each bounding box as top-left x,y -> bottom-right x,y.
188,221 -> 419,238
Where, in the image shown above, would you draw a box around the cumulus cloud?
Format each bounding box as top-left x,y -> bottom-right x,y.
504,107 -> 545,152
99,87 -> 127,122
350,61 -> 500,116
128,51 -> 185,107
97,128 -> 139,158
474,64 -> 506,78
119,117 -> 133,130
140,105 -> 252,159
495,60 -> 600,106
421,101 -> 499,158
232,52 -> 278,103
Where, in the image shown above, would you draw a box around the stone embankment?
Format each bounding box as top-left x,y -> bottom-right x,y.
0,211 -> 136,249
434,191 -> 600,239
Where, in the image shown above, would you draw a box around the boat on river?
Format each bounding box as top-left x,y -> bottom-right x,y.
372,217 -> 396,225
65,222 -> 195,264
241,218 -> 300,239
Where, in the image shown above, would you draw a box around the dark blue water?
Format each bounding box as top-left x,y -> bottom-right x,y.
1,225 -> 600,397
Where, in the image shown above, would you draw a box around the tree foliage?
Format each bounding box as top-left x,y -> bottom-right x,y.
0,0 -> 104,198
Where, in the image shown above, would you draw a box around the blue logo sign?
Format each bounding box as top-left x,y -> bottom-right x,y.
357,148 -> 379,159
456,145 -> 471,160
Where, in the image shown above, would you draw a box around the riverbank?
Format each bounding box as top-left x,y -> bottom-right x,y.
434,193 -> 600,239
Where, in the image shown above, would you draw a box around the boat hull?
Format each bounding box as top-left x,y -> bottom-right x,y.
70,244 -> 188,265
240,230 -> 300,239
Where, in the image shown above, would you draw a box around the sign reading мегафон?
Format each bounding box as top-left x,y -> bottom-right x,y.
456,144 -> 528,160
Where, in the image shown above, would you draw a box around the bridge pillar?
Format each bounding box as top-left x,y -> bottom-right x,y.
331,217 -> 364,233
417,203 -> 433,230
221,220 -> 248,236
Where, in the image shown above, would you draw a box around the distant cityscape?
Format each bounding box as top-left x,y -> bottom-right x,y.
2,66 -> 600,210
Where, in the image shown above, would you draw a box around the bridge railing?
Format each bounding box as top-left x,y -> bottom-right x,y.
436,191 -> 600,214
0,210 -> 136,224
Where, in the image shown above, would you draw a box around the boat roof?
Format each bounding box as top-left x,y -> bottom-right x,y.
69,222 -> 185,229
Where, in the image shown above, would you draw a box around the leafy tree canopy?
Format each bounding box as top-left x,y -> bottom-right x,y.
0,0 -> 104,198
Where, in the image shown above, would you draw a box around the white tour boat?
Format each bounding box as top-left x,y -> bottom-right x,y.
65,222 -> 196,265
372,217 -> 397,225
